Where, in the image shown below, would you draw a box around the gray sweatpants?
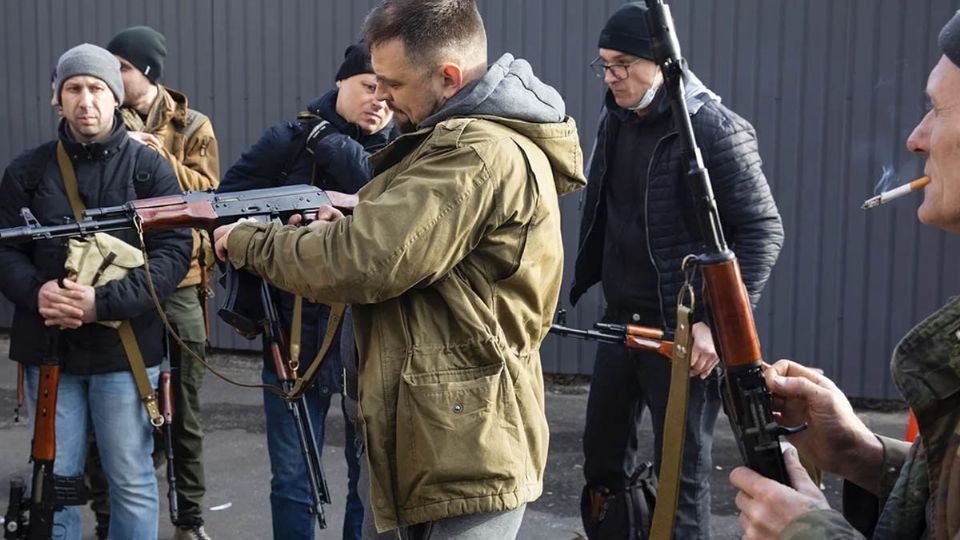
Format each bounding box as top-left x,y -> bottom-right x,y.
358,456 -> 526,540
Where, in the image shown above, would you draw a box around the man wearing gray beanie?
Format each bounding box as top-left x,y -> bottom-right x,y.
0,43 -> 191,540
729,11 -> 960,539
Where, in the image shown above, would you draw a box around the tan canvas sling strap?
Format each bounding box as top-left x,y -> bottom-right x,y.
289,295 -> 304,374
56,142 -> 163,427
648,257 -> 698,540
288,302 -> 346,398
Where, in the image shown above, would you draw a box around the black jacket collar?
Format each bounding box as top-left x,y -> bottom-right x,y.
58,110 -> 128,161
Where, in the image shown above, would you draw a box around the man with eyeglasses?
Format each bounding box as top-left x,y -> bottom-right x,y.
568,3 -> 784,539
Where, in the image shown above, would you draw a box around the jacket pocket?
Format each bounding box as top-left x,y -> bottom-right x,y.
396,361 -> 523,507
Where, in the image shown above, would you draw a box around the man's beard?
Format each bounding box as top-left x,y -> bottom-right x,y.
395,94 -> 449,133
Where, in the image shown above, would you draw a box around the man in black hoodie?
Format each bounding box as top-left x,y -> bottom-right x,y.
219,42 -> 395,540
570,3 -> 784,539
0,43 -> 190,539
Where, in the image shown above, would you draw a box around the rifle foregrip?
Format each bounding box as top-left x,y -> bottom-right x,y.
159,371 -> 174,423
31,366 -> 59,461
701,259 -> 762,366
138,202 -> 218,231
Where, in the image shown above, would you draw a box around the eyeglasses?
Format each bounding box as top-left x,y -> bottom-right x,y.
589,56 -> 645,80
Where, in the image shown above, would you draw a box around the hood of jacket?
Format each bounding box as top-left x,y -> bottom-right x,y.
308,89 -> 397,149
416,53 -> 584,197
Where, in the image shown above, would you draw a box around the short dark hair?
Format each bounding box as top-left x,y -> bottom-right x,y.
363,0 -> 486,71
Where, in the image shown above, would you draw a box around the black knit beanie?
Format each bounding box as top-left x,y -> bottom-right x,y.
940,10 -> 960,69
598,2 -> 652,60
335,43 -> 374,81
106,26 -> 167,83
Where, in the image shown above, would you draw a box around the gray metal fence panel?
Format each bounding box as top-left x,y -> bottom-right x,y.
0,0 -> 957,398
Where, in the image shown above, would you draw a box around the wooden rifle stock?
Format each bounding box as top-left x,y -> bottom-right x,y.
31,364 -> 59,462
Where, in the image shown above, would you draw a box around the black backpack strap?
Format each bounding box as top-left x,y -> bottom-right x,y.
279,111 -> 323,181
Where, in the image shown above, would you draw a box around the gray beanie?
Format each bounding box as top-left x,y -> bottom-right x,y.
54,43 -> 124,105
940,10 -> 960,69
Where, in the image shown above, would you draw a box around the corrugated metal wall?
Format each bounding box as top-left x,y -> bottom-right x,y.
1,0 -> 958,398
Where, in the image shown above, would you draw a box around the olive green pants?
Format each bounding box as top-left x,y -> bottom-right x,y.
87,286 -> 208,527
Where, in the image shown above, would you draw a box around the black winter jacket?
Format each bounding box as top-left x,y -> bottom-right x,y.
0,116 -> 192,373
570,82 -> 784,333
220,89 -> 396,394
221,90 -> 395,193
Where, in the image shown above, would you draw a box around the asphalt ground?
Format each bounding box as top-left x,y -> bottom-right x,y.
0,334 -> 908,539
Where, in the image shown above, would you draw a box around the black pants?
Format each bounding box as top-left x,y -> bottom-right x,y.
582,341 -> 722,540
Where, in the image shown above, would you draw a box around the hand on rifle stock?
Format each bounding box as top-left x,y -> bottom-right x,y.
729,445 -> 829,540
764,359 -> 884,493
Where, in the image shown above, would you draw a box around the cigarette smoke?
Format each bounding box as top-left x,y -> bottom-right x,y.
873,165 -> 897,194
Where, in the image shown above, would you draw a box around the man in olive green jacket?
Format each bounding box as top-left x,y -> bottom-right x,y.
107,26 -> 220,540
214,1 -> 585,537
729,10 -> 960,540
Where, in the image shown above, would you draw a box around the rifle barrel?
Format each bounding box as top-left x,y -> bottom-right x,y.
0,216 -> 132,244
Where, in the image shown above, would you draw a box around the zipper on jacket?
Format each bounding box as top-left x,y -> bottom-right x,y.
644,131 -> 677,330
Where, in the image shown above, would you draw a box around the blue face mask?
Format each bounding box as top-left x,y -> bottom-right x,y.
627,84 -> 659,112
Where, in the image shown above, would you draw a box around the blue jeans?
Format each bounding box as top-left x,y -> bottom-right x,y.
262,366 -> 362,540
24,365 -> 159,540
582,342 -> 722,540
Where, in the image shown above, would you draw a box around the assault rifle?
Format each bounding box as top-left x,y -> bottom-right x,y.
643,0 -> 803,485
549,309 -> 674,359
0,184 -> 344,531
0,184 -> 339,244
4,329 -> 88,540
158,361 -> 178,524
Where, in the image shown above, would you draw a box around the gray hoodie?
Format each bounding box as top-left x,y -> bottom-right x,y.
420,53 -> 566,128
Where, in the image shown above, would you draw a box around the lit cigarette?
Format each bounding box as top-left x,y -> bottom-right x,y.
862,176 -> 931,209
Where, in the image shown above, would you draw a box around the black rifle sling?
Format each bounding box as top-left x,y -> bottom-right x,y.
56,142 -> 163,427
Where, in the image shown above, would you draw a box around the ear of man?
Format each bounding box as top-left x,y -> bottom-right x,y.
439,63 -> 464,98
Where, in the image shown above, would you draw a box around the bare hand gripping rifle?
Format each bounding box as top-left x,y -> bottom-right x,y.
0,184 -> 343,531
643,0 -> 802,485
